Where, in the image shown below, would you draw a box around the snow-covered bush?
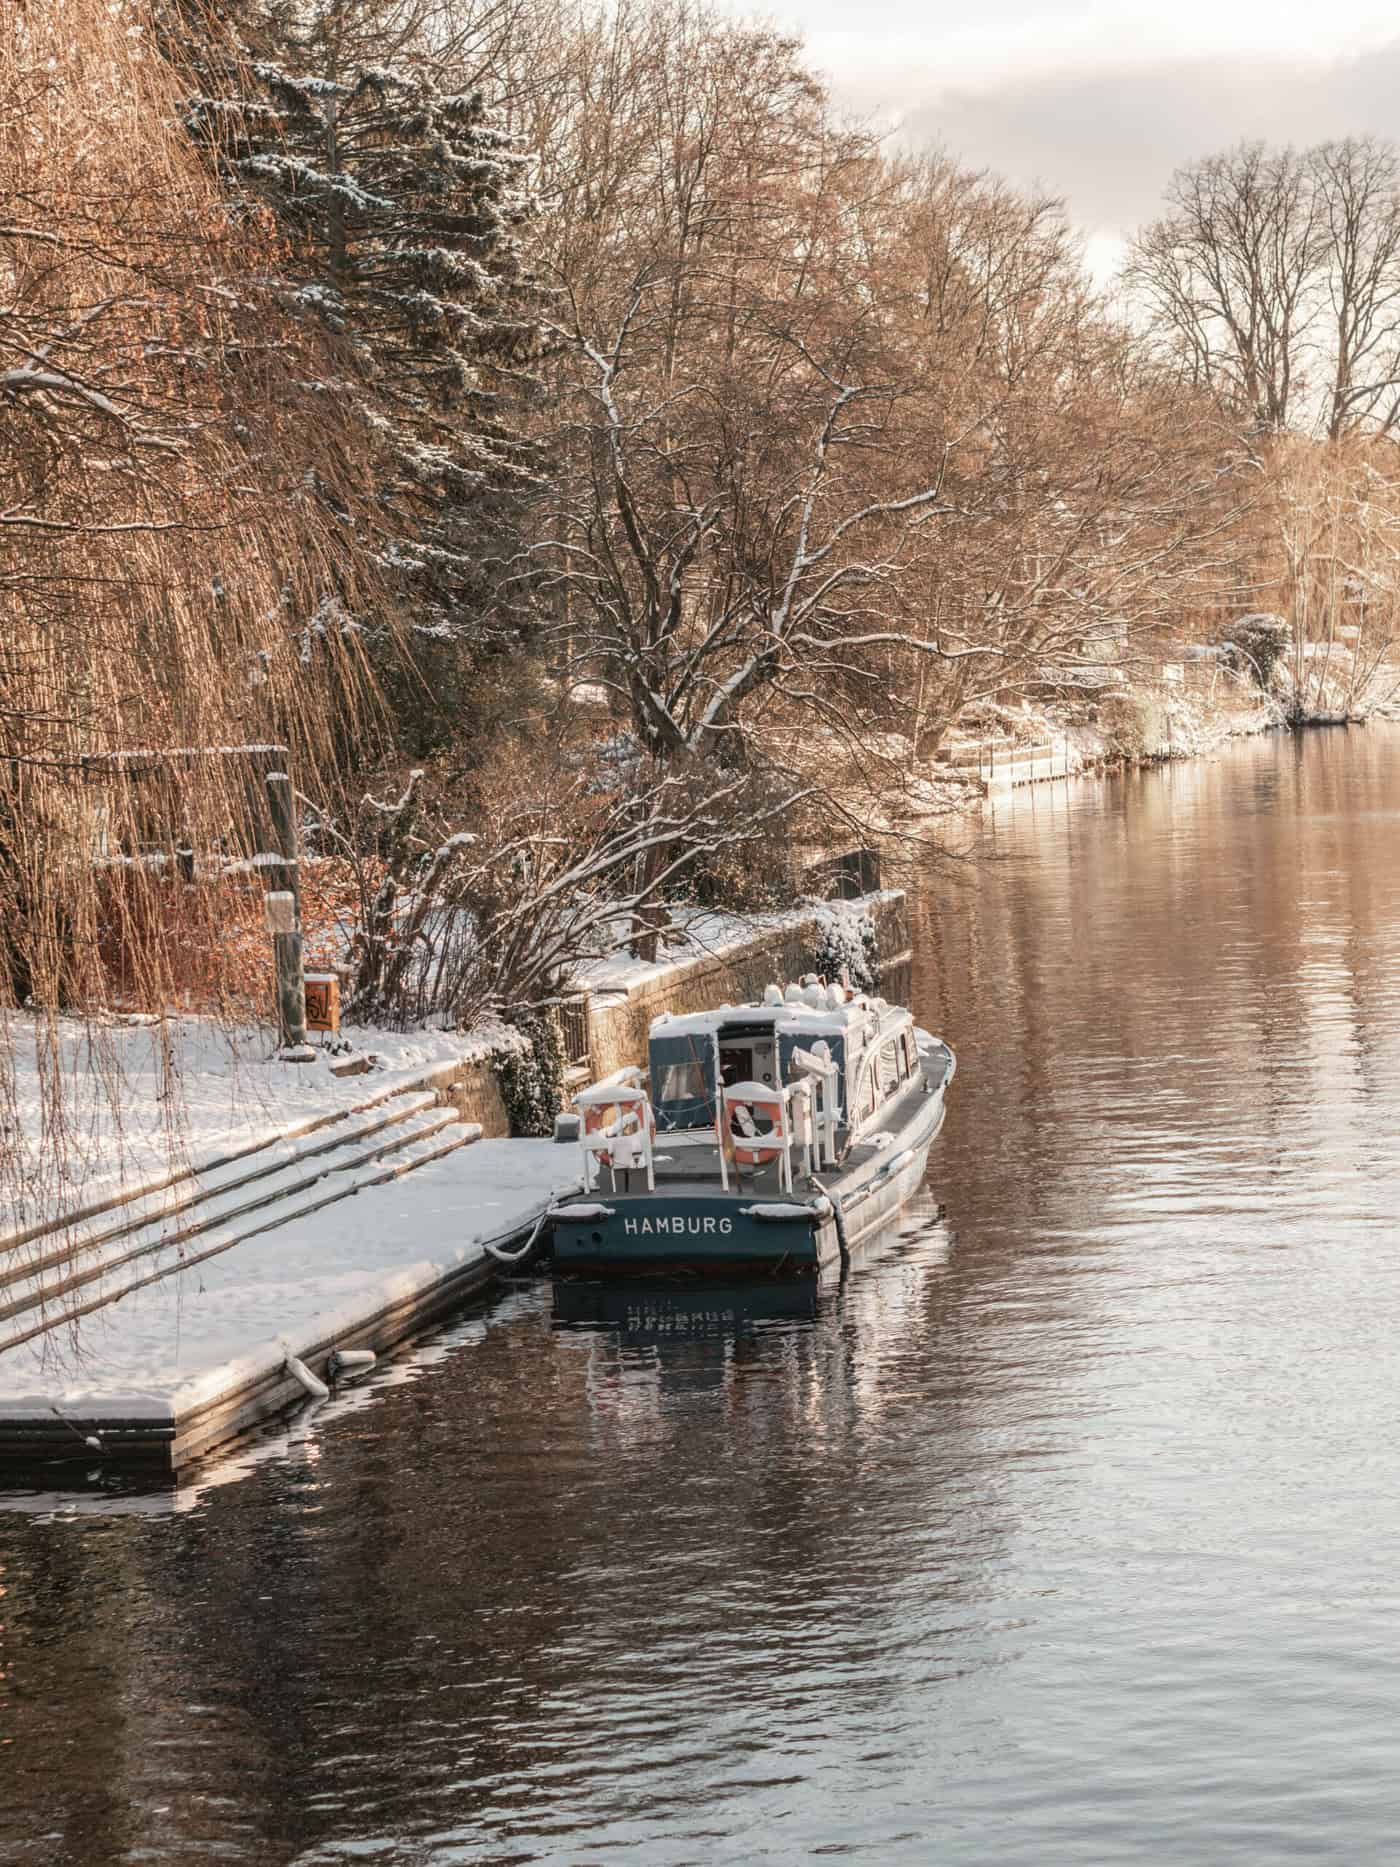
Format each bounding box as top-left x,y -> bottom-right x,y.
1220,614 -> 1290,689
495,1012 -> 563,1137
808,901 -> 879,992
1098,692 -> 1151,761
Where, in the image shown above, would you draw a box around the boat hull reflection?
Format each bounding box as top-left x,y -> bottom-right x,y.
551,1276 -> 824,1339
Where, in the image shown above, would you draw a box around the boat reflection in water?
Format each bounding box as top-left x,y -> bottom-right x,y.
552,1273 -> 825,1336
550,1191 -> 953,1432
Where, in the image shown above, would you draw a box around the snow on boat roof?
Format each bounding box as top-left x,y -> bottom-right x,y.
650,996 -> 907,1043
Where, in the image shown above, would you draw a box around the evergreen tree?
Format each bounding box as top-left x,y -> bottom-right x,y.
174,0 -> 545,754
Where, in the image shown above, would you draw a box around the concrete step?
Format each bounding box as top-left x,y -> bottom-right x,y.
0,1061 -> 472,1260
0,1089 -> 445,1296
0,1119 -> 481,1359
0,1106 -> 478,1335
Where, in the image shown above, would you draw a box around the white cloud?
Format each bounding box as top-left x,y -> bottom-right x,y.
793,0 -> 1396,93
746,1 -> 1400,258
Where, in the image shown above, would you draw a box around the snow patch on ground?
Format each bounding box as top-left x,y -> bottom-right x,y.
1,1015 -> 508,1236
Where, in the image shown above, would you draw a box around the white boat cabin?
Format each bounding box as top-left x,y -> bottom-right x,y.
573,979 -> 926,1197
648,981 -> 918,1137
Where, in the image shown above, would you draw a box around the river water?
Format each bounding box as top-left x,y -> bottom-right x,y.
5,725 -> 1400,1864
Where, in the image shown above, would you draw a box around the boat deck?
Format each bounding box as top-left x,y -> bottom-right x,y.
585,1057 -> 945,1205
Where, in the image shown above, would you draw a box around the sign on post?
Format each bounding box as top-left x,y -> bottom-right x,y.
263,890 -> 297,935
305,972 -> 341,1033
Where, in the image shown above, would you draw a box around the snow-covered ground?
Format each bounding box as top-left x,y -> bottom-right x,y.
1,1014 -> 513,1239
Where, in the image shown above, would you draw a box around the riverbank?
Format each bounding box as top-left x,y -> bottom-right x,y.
0,889 -> 907,1470
923,671 -> 1285,810
0,668 -> 1358,1476
926,645 -> 1399,809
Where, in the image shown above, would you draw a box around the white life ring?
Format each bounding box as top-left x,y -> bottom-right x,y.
584,1097 -> 655,1169
724,1091 -> 785,1168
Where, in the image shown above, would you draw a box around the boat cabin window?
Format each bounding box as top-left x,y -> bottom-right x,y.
657,1060 -> 707,1102
857,1060 -> 880,1125
899,1031 -> 915,1078
719,1039 -> 776,1088
878,1039 -> 901,1098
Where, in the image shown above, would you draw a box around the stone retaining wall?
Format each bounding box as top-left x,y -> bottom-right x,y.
581,892 -> 910,1090
438,1058 -> 512,1136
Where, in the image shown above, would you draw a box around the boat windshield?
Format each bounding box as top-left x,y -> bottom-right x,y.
657,1060 -> 707,1101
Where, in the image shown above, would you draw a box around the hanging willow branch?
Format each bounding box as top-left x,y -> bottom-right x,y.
0,0 -> 391,1242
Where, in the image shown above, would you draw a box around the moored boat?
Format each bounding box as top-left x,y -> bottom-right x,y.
546,979 -> 955,1274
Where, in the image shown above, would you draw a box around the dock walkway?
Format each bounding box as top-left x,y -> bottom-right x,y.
0,1130 -> 577,1470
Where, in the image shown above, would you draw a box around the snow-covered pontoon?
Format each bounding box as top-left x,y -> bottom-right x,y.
548,980 -> 955,1274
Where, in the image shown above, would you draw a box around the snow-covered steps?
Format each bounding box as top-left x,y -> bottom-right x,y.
0,1041 -> 492,1261
0,1138 -> 582,1472
0,1087 -> 449,1295
0,1101 -> 480,1349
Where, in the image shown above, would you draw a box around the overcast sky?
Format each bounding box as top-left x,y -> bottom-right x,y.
763,1 -> 1400,277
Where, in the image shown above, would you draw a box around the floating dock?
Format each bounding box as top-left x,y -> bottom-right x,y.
0,1135 -> 577,1471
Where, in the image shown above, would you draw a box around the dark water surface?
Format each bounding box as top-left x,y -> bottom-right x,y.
6,726 -> 1400,1864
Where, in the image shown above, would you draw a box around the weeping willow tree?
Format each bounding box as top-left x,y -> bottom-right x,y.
0,0 -> 389,1234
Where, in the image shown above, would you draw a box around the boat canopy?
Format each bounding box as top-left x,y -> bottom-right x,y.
647,995 -> 902,1132
648,1030 -> 718,1131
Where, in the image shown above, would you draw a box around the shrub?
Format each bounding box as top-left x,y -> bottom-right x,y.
1099,693 -> 1150,761
809,902 -> 878,991
496,1010 -> 564,1137
1220,614 -> 1290,688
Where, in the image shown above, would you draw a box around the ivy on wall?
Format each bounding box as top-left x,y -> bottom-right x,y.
495,1011 -> 565,1137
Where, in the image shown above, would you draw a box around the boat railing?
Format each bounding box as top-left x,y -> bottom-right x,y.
574,1079 -> 656,1192
718,1080 -> 829,1195
786,1043 -> 840,1169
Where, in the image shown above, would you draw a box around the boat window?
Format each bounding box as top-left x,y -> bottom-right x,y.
858,1061 -> 880,1124
719,1041 -> 776,1087
899,1031 -> 915,1079
878,1039 -> 900,1097
657,1061 -> 707,1103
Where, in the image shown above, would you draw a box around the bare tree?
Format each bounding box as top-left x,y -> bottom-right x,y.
532,65 -> 1238,787
1127,142 -> 1327,435
1128,136 -> 1400,441
336,751 -> 814,1023
1257,439 -> 1400,718
1312,138 -> 1400,439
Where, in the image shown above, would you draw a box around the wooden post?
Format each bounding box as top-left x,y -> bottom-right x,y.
264,767 -> 307,1052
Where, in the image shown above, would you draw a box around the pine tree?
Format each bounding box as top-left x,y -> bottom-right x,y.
173,0 -> 545,753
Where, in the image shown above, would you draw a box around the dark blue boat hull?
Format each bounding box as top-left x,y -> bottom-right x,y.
551,1191 -> 834,1274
